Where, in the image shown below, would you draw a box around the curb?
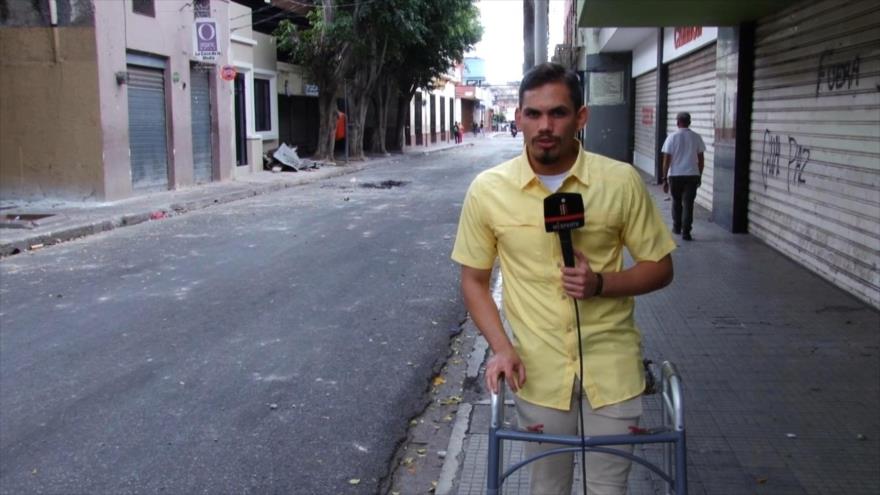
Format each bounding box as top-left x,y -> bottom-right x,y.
436,402 -> 473,495
0,144 -> 469,258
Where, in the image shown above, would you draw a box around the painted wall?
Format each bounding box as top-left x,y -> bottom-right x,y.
631,34 -> 657,77
0,27 -> 104,201
93,0 -> 234,199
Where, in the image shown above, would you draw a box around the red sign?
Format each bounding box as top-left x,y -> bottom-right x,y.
220,65 -> 236,81
641,107 -> 654,126
674,27 -> 703,49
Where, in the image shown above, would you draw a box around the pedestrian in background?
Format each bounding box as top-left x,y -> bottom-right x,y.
452,121 -> 461,143
452,62 -> 675,495
661,112 -> 705,241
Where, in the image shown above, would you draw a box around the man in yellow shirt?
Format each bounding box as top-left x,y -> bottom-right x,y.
452,63 -> 675,494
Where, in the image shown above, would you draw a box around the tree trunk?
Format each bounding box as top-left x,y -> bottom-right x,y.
346,88 -> 369,161
370,84 -> 390,155
314,90 -> 338,161
392,92 -> 412,152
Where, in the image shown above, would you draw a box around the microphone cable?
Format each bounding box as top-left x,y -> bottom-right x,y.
572,295 -> 588,495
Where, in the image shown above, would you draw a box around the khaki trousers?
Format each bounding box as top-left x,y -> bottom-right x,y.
514,379 -> 642,495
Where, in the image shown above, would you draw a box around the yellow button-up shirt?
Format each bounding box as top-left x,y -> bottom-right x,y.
452,146 -> 676,410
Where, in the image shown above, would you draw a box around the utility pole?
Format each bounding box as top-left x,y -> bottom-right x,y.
534,0 -> 548,64
523,0 -> 535,73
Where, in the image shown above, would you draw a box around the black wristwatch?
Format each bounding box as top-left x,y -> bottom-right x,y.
593,273 -> 604,297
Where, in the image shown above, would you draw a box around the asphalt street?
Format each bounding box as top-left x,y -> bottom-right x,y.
0,138 -> 520,494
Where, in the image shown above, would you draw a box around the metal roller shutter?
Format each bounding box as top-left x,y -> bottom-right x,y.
750,0 -> 880,307
633,70 -> 657,175
190,66 -> 213,184
667,43 -> 716,211
127,65 -> 169,191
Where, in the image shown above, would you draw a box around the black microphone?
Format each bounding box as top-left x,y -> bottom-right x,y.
544,192 -> 585,267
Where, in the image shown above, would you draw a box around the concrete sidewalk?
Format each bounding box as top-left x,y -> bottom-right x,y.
443,181 -> 880,494
0,142 -> 470,257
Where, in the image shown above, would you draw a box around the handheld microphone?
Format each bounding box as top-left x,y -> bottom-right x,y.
545,192 -> 589,495
543,192 -> 585,267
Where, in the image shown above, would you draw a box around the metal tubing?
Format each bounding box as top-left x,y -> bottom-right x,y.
487,385 -> 505,493
487,360 -> 687,494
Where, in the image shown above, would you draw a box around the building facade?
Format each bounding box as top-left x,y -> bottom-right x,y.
576,0 -> 879,307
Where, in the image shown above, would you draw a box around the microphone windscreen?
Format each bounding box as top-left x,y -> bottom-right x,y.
544,193 -> 585,232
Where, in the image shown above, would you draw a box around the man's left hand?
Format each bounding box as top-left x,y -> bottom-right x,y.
561,250 -> 600,299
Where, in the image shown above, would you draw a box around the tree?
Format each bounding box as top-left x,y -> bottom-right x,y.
275,2 -> 355,161
276,0 -> 481,159
383,0 -> 482,152
344,0 -> 422,160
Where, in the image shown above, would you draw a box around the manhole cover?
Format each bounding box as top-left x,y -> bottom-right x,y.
359,180 -> 408,189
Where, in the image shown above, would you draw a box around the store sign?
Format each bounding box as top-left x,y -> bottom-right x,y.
674,26 -> 703,49
193,18 -> 221,61
304,84 -> 319,96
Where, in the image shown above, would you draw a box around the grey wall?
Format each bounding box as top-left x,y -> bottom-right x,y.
583,52 -> 633,163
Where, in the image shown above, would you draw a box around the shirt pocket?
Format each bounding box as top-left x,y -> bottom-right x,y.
495,223 -> 554,282
575,210 -> 623,261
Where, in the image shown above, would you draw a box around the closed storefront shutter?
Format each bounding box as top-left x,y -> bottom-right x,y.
750,0 -> 880,307
633,70 -> 657,175
190,66 -> 213,184
667,43 -> 716,210
127,64 -> 169,191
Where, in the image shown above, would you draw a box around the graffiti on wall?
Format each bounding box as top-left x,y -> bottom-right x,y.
816,49 -> 860,97
761,130 -> 811,192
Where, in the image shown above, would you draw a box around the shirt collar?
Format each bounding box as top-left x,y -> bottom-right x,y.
516,140 -> 591,190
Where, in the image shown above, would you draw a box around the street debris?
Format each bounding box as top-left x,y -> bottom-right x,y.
149,211 -> 167,220
267,143 -> 323,172
438,395 -> 461,406
358,180 -> 407,189
786,433 -> 798,438
348,478 -> 360,485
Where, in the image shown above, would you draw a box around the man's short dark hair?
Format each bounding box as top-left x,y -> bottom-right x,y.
519,62 -> 583,110
676,112 -> 691,127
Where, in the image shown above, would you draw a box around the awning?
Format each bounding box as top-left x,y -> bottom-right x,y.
578,0 -> 799,27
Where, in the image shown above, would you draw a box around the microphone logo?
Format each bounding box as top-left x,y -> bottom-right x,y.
544,193 -> 585,267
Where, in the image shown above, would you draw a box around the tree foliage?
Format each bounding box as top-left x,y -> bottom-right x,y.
276,0 -> 482,160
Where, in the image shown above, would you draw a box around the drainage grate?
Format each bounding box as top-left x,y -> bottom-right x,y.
358,180 -> 408,189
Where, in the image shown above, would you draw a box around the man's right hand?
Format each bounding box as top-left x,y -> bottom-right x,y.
662,181 -> 669,194
485,348 -> 526,394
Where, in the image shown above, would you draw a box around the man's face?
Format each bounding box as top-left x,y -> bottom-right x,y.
515,82 -> 588,169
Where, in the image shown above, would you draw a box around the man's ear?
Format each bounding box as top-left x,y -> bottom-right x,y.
577,105 -> 588,130
514,107 -> 522,127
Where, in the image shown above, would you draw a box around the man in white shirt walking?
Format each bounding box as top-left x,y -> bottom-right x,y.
661,112 -> 705,241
